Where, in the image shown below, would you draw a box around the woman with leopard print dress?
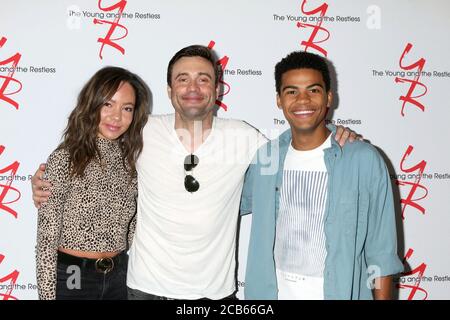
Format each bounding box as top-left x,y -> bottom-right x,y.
35,67 -> 149,300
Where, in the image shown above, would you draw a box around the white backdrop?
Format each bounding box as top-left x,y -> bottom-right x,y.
1,0 -> 449,300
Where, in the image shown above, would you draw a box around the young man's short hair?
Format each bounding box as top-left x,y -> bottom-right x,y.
275,51 -> 331,94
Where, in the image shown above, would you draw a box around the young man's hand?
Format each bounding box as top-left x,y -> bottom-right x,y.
374,275 -> 393,300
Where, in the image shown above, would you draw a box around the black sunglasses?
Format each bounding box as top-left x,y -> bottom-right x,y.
184,154 -> 200,193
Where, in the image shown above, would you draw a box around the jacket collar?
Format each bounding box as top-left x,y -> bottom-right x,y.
274,123 -> 343,158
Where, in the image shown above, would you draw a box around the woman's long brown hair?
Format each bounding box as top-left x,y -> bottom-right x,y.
58,66 -> 150,177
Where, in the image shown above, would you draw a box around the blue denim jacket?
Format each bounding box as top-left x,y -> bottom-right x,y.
240,127 -> 404,299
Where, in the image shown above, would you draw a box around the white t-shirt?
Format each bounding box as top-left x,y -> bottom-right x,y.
127,114 -> 266,299
275,134 -> 331,300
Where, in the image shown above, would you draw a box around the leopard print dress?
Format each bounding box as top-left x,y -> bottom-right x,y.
36,138 -> 137,300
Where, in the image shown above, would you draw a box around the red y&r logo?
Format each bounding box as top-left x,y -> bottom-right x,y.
396,145 -> 428,220
0,37 -> 22,110
0,145 -> 21,219
93,0 -> 128,59
394,43 -> 428,116
397,248 -> 428,300
0,254 -> 20,300
297,1 -> 330,57
207,41 -> 230,111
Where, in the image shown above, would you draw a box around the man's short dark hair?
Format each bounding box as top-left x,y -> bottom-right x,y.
167,45 -> 221,87
275,51 -> 331,94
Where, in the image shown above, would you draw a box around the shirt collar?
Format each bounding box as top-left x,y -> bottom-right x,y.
96,137 -> 120,155
276,123 -> 342,158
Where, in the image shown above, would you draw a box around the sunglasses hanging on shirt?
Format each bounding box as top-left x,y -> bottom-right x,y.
184,154 -> 200,193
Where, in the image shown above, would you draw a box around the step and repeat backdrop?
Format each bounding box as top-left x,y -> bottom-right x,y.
1,0 -> 449,300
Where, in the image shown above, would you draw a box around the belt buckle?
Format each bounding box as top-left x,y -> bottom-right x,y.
95,257 -> 114,274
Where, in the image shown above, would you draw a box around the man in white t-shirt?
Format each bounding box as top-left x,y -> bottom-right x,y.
125,45 -> 267,299
31,45 -> 356,300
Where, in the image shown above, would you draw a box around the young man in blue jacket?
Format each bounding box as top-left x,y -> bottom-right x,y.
241,51 -> 403,300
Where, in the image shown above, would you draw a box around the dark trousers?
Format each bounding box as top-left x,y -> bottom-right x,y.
56,251 -> 128,300
127,287 -> 237,300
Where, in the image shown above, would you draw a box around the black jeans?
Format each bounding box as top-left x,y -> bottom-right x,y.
55,251 -> 128,300
127,287 -> 237,300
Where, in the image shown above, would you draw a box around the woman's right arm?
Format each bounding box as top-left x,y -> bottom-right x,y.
35,150 -> 70,300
